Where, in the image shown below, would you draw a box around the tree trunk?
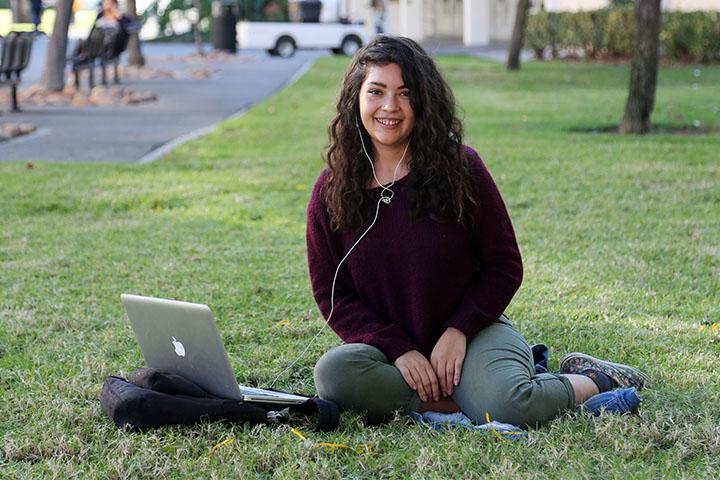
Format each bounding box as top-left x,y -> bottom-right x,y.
619,0 -> 661,135
40,0 -> 73,92
126,0 -> 145,67
193,0 -> 205,56
507,0 -> 530,70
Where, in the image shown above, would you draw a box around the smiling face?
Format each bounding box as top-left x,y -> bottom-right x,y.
358,63 -> 415,157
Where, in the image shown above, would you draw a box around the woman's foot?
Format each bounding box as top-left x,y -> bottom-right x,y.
582,387 -> 641,416
559,353 -> 649,390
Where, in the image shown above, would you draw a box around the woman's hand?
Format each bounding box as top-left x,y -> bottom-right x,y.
430,327 -> 467,397
394,350 -> 440,403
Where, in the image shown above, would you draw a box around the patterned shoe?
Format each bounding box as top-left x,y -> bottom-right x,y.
559,352 -> 649,390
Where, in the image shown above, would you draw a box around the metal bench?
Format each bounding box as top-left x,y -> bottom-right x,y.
0,32 -> 34,112
71,25 -> 133,90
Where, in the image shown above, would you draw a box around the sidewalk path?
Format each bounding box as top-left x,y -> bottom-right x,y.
0,39 -> 322,163
421,38 -> 533,63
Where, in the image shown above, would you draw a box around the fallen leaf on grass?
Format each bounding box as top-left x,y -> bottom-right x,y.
209,437 -> 234,455
290,427 -> 372,455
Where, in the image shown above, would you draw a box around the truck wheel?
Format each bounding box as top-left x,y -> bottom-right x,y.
340,35 -> 362,56
275,36 -> 296,58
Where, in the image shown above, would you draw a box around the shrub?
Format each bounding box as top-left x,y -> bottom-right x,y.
555,12 -> 579,54
526,8 -> 720,63
568,10 -> 609,58
604,6 -> 635,57
526,11 -> 563,60
662,12 -> 703,61
662,11 -> 720,63
525,11 -> 545,59
526,11 -> 551,59
703,12 -> 720,62
547,12 -> 563,59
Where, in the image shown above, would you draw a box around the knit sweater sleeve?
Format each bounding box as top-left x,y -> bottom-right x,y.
306,172 -> 417,363
442,148 -> 523,340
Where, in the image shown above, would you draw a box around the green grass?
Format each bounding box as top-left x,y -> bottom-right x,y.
1,57 -> 719,478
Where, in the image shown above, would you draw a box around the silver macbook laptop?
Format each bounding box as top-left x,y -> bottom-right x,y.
121,294 -> 307,404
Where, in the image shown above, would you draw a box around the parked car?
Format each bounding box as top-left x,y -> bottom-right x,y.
237,20 -> 367,57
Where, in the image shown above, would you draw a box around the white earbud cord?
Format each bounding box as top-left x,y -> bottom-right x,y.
269,136 -> 409,388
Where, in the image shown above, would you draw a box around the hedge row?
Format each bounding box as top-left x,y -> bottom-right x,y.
526,8 -> 720,63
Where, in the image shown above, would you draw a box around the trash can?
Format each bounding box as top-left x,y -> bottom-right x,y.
212,0 -> 238,53
288,0 -> 322,23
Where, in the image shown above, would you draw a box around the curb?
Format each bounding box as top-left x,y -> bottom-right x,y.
0,128 -> 52,148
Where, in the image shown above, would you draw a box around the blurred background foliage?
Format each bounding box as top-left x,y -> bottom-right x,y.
140,0 -> 288,41
526,7 -> 720,63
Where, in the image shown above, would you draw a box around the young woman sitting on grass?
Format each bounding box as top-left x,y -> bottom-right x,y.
306,35 -> 648,427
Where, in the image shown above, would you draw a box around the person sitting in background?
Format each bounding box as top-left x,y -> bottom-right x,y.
70,0 -> 135,68
263,0 -> 285,22
370,0 -> 386,35
94,0 -> 131,31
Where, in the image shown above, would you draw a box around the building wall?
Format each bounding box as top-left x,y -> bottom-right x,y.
544,0 -> 720,11
663,0 -> 720,10
423,0 -> 464,39
490,0 -> 516,41
543,0 -> 610,11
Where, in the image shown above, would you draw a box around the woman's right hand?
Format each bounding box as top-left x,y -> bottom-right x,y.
394,350 -> 440,403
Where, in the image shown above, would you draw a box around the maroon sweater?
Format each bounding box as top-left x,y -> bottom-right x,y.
306,146 -> 523,363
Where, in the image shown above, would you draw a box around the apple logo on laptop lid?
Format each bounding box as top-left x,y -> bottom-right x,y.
171,336 -> 186,357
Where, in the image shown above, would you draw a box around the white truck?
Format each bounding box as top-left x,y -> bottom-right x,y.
236,0 -> 369,58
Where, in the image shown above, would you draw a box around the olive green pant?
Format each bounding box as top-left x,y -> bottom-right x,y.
314,317 -> 575,427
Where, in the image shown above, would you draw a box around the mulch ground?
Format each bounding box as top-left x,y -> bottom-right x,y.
5,84 -> 159,107
0,122 -> 36,142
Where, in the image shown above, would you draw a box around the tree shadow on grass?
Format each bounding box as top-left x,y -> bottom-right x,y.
566,123 -> 720,136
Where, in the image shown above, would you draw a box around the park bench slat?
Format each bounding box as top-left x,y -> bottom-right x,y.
1,31 -> 34,112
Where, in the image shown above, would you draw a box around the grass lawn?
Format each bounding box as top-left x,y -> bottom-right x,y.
1,56 -> 719,478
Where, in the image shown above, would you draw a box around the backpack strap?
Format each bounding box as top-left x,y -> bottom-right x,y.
285,396 -> 340,432
309,398 -> 340,432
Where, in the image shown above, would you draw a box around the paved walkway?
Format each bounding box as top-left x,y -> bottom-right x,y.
421,38 -> 533,63
0,39 -> 322,163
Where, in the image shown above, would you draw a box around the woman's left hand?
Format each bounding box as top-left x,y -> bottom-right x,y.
430,327 -> 467,397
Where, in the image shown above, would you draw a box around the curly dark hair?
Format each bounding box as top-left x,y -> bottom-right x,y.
323,35 -> 478,232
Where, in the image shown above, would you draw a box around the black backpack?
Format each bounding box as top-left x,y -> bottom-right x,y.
100,368 -> 339,432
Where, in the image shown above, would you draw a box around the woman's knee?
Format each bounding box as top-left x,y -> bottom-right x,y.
489,383 -> 544,427
314,343 -> 383,404
314,343 -> 417,423
462,379 -> 572,428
